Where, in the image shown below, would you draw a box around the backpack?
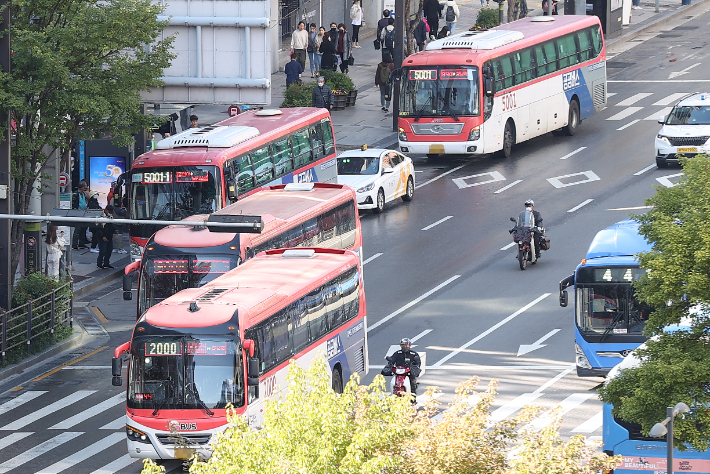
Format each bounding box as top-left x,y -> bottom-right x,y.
384,28 -> 395,50
445,4 -> 455,22
379,64 -> 390,84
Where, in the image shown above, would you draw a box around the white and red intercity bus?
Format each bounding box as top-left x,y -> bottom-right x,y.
123,183 -> 362,319
397,15 -> 606,158
111,247 -> 367,460
129,108 -> 338,257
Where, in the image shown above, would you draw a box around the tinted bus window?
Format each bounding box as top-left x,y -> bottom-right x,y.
557,34 -> 579,69
292,129 -> 312,168
252,146 -> 274,186
590,25 -> 603,57
513,49 -> 536,85
237,155 -> 255,194
272,138 -> 293,176
310,123 -> 326,159
323,119 -> 335,156
577,29 -> 592,62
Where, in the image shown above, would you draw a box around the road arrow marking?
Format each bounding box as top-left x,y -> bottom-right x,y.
669,63 -> 701,79
656,172 -> 683,188
517,329 -> 561,357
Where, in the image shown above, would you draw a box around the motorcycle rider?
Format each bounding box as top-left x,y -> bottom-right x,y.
382,338 -> 421,401
524,199 -> 544,257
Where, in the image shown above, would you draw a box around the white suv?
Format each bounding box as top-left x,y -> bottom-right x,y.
655,93 -> 710,168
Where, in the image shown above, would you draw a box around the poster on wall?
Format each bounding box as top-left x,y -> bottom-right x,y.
89,156 -> 125,205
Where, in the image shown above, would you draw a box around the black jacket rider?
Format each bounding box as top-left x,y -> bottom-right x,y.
384,349 -> 421,394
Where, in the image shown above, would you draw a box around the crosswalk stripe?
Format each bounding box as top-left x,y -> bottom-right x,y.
89,454 -> 139,474
572,410 -> 603,433
100,416 -> 126,430
489,392 -> 543,424
37,433 -> 125,474
0,432 -> 83,473
0,391 -> 47,416
49,393 -> 124,429
607,92 -> 617,98
522,393 -> 594,433
643,107 -> 672,121
653,92 -> 688,106
615,93 -> 653,106
0,432 -> 33,450
0,390 -> 96,430
606,107 -> 643,121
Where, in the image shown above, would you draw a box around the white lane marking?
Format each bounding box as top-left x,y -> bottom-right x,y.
616,93 -> 653,106
363,253 -> 383,265
567,199 -> 594,213
608,206 -> 653,211
522,393 -> 594,432
500,242 -> 517,251
61,366 -> 109,370
418,164 -> 468,188
643,107 -> 672,121
0,390 -> 96,430
653,92 -> 689,105
656,172 -> 683,188
0,432 -> 83,473
559,147 -> 587,160
669,62 -> 701,79
410,329 -> 432,343
432,293 -> 551,367
452,171 -> 506,189
422,216 -> 453,231
100,417 -> 126,430
489,392 -> 544,424
49,393 -> 124,429
606,107 -> 643,121
634,164 -> 657,175
547,170 -> 600,189
494,179 -> 522,194
368,275 -> 461,332
533,366 -> 575,394
370,364 -> 574,370
37,433 -> 126,474
0,432 -> 33,450
572,411 -> 604,433
89,454 -> 139,474
607,92 -> 617,98
517,329 -> 561,356
0,391 -> 47,416
616,119 -> 640,131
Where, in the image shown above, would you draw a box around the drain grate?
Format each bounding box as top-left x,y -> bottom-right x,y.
74,308 -> 108,336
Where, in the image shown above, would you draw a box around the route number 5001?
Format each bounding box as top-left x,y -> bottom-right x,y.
501,92 -> 517,112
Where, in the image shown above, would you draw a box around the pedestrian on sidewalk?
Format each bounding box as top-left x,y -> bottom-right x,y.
350,0 -> 364,48
290,21 -> 309,71
45,224 -> 65,281
308,23 -> 318,77
443,0 -> 460,35
631,0 -> 641,9
437,25 -> 450,39
334,23 -> 352,74
285,53 -> 303,87
410,14 -> 428,52
380,18 -> 395,60
97,205 -> 115,269
376,9 -> 391,48
424,0 -> 443,40
312,76 -> 334,110
71,180 -> 89,249
87,191 -> 102,253
314,26 -> 325,75
320,32 -> 338,71
375,53 -> 395,112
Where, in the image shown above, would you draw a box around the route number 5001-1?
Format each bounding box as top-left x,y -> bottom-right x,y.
501,92 -> 517,112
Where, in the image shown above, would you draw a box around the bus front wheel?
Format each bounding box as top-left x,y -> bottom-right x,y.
565,100 -> 580,136
500,121 -> 514,158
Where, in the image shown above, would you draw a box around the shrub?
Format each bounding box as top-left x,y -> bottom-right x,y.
321,70 -> 354,93
474,7 -> 500,29
281,81 -> 316,108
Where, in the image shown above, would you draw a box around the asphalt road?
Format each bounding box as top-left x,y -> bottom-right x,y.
2,9 -> 710,472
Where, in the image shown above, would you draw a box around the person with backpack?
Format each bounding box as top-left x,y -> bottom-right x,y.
375,53 -> 395,112
423,0 -> 443,41
376,10 -> 391,48
443,0 -> 460,35
380,18 -> 395,61
410,14 -> 428,52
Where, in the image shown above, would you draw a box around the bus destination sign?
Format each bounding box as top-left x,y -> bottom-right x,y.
577,267 -> 647,283
145,341 -> 182,356
186,342 -> 229,356
409,70 -> 437,81
440,69 -> 469,79
176,170 -> 210,183
139,171 -> 172,184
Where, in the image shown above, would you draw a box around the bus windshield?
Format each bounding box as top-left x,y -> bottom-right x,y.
575,267 -> 651,337
400,66 -> 480,118
128,337 -> 244,411
131,166 -> 221,221
138,254 -> 239,315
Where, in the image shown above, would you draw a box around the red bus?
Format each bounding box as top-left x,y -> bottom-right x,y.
123,183 -> 362,318
397,16 -> 606,158
129,108 -> 337,258
112,248 -> 367,460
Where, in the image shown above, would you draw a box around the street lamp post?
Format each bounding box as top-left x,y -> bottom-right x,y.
649,402 -> 691,474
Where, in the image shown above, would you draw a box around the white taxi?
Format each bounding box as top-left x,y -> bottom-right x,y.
656,93 -> 710,168
336,147 -> 415,213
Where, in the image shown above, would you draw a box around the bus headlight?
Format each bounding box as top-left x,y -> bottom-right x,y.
469,126 -> 480,141
127,425 -> 152,444
575,342 -> 592,369
130,242 -> 143,261
398,127 -> 408,142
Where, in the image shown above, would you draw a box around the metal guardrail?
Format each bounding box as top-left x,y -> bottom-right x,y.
0,282 -> 73,363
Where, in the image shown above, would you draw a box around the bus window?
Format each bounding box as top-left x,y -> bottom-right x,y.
557,34 -> 579,69
292,128 -> 312,168
310,123 -> 326,160
289,301 -> 309,353
305,286 -> 327,342
272,137 -> 293,176
322,119 -> 335,156
237,155 -> 255,194
173,166 -> 220,218
541,41 -> 558,75
251,146 -> 274,186
500,56 -> 513,89
513,49 -> 536,85
286,224 -> 305,247
340,268 -> 359,322
590,25 -> 603,58
324,279 -> 343,329
270,310 -> 292,365
577,29 -> 592,62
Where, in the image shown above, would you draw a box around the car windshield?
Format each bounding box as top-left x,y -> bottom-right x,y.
666,105 -> 710,125
400,66 -> 480,118
337,157 -> 379,175
128,336 -> 244,410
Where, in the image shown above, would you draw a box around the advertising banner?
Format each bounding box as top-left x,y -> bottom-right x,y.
89,156 -> 126,205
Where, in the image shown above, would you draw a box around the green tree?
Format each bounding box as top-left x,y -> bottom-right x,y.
0,0 -> 174,284
599,154 -> 710,450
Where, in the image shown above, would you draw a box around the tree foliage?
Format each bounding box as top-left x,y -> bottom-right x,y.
475,7 -> 500,29
599,155 -> 710,450
142,358 -> 619,474
0,0 -> 174,283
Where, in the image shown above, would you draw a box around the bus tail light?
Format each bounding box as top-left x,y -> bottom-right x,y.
398,127 -> 408,142
469,127 -> 480,141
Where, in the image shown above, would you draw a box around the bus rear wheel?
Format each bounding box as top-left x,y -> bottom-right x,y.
500,122 -> 514,158
565,100 -> 580,136
332,367 -> 344,394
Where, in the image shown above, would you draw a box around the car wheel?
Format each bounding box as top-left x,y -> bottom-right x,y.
402,176 -> 414,202
374,188 -> 385,213
499,121 -> 514,158
565,100 -> 580,136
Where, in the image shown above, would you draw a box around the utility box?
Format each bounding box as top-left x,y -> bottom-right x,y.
587,0 -> 622,36
141,0 -> 271,106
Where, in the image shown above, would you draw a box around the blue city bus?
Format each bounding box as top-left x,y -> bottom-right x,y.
559,219 -> 652,377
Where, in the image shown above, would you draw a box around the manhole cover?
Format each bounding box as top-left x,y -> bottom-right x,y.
673,26 -> 698,30
659,34 -> 682,38
607,61 -> 635,68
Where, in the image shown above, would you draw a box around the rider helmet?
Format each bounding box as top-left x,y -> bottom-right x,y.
524,199 -> 534,208
400,338 -> 412,352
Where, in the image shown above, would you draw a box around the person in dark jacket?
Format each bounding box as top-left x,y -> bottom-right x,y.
285,53 -> 303,87
333,23 -> 352,74
437,25 -> 450,39
424,0 -> 443,40
382,338 -> 421,402
312,76 -> 333,110
375,53 -> 395,111
86,191 -> 103,252
71,180 -> 89,249
97,205 -> 116,269
319,32 -> 337,71
376,9 -> 391,46
410,15 -> 428,52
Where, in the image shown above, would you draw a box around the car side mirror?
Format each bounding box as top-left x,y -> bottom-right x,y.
510,217 -> 516,223
112,357 -> 123,386
658,116 -> 665,124
383,167 -> 394,174
485,77 -> 494,97
227,179 -> 238,202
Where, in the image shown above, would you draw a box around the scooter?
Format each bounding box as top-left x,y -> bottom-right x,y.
382,356 -> 413,397
509,217 -> 541,271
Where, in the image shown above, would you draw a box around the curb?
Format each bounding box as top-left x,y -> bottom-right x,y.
73,257 -> 129,298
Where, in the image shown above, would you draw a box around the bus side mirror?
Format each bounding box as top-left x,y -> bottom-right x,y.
559,290 -> 568,307
227,179 -> 238,202
123,261 -> 140,301
485,77 -> 494,97
559,274 -> 574,307
248,357 -> 260,386
112,357 -> 123,386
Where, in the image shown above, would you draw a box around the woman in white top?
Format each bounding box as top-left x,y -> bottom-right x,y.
350,0 -> 363,48
45,224 -> 66,281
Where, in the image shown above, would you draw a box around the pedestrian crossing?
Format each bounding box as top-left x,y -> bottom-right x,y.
604,91 -> 694,124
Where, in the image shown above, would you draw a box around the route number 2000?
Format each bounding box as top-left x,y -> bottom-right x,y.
501,92 -> 517,112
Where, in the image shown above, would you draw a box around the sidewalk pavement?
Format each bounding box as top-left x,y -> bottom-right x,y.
65,232 -> 131,298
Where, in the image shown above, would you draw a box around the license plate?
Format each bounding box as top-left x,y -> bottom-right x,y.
174,448 -> 196,459
677,147 -> 697,152
429,144 -> 445,154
